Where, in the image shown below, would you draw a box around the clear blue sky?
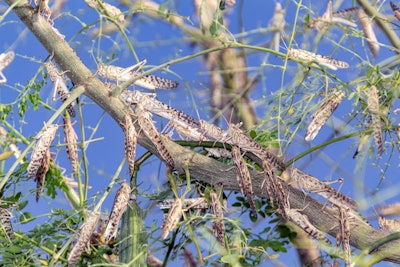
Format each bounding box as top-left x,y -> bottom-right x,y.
0,1 -> 399,266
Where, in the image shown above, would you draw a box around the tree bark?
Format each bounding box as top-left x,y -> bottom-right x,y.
6,0 -> 400,264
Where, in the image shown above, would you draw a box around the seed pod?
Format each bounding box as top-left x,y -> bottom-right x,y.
119,200 -> 147,264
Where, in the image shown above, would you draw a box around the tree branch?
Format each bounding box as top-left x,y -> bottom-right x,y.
6,0 -> 400,264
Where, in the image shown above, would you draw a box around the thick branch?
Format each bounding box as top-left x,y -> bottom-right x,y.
160,137 -> 400,263
6,0 -> 400,263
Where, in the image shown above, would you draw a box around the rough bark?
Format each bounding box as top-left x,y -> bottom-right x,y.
6,0 -> 400,264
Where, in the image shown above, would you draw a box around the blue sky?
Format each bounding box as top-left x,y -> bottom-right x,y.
0,0 -> 399,266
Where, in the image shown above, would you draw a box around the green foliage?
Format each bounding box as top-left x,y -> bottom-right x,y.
0,103 -> 12,121
19,211 -> 33,224
253,129 -> 281,150
0,236 -> 37,267
44,164 -> 67,199
304,14 -> 310,24
18,80 -> 44,116
231,196 -> 293,264
2,1 -> 400,266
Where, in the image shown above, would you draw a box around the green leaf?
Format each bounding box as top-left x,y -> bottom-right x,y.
44,165 -> 64,199
275,224 -> 292,238
249,239 -> 266,248
260,226 -> 271,234
158,2 -> 167,15
20,212 -> 33,224
217,13 -> 224,25
17,98 -> 28,117
18,200 -> 28,211
209,20 -> 219,37
221,254 -> 242,266
249,211 -> 257,222
28,93 -> 40,110
5,245 -> 22,253
304,14 -> 310,23
14,192 -> 22,201
0,103 -> 12,120
236,196 -> 245,202
269,240 -> 287,252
